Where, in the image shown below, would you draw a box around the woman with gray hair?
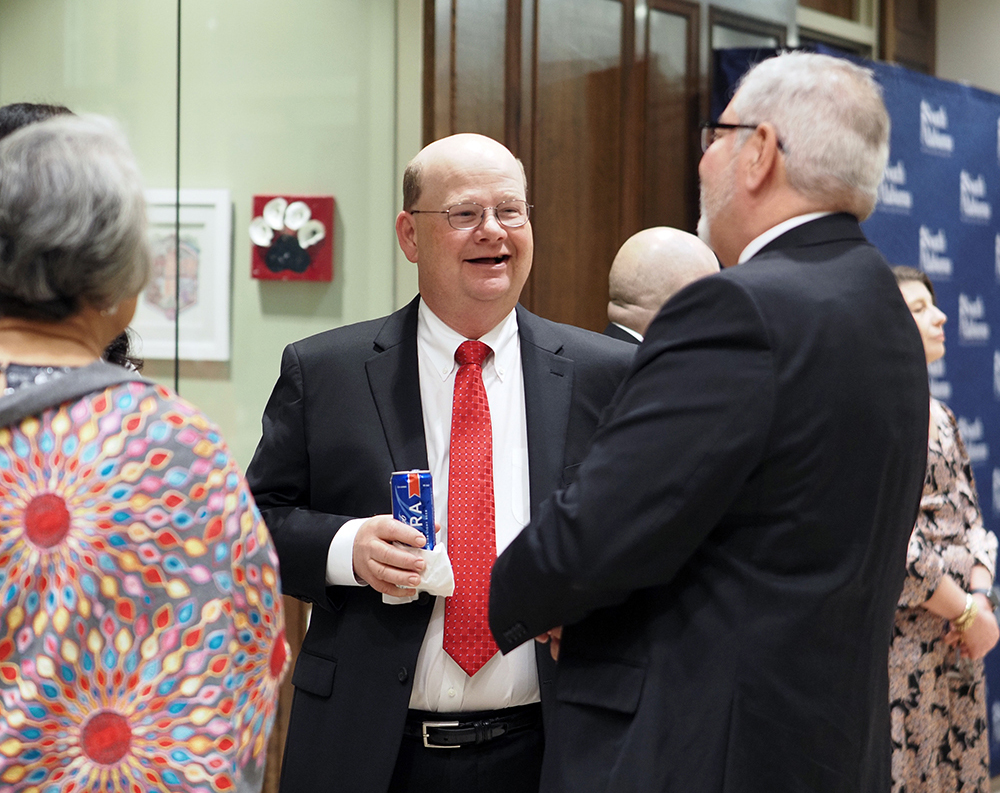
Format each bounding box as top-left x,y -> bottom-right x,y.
0,116 -> 287,792
0,100 -> 142,371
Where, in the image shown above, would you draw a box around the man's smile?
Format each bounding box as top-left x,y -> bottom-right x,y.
465,255 -> 510,265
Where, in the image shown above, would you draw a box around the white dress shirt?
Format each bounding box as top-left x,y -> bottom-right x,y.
610,321 -> 643,342
325,300 -> 539,712
737,211 -> 833,264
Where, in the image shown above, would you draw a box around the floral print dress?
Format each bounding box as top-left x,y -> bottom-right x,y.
890,398 -> 998,793
0,379 -> 289,792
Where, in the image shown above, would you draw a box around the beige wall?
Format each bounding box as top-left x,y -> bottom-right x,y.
937,0 -> 1000,94
0,0 -> 423,467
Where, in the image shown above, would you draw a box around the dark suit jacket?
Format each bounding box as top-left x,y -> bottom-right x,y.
489,215 -> 930,793
602,322 -> 641,345
246,296 -> 632,793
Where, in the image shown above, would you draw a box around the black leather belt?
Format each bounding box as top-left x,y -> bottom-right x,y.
403,703 -> 541,749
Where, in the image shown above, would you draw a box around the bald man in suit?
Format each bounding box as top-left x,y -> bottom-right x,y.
248,133 -> 631,793
603,227 -> 719,344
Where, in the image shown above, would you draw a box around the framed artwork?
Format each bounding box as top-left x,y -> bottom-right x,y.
130,189 -> 232,361
250,194 -> 334,281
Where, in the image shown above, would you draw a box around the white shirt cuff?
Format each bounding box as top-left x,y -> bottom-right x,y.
326,518 -> 368,586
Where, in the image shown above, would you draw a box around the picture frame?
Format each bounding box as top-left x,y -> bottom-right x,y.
130,189 -> 232,361
250,194 -> 335,282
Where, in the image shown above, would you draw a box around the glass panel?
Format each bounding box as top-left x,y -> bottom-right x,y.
0,1 -> 177,184
646,8 -> 695,231
0,1 -> 401,470
0,2 -> 178,380
712,24 -> 780,49
533,0 -> 622,331
0,1 -> 413,788
174,1 -> 399,464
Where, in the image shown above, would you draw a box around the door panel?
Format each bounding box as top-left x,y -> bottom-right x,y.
645,5 -> 699,233
455,0 -> 507,140
532,0 -> 622,331
424,0 -> 700,331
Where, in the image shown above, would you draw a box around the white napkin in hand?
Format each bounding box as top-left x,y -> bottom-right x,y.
382,545 -> 455,604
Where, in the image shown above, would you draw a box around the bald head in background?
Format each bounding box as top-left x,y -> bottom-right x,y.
605,227 -> 719,342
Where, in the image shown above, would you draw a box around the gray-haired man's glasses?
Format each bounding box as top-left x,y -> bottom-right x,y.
700,122 -> 785,154
410,200 -> 532,230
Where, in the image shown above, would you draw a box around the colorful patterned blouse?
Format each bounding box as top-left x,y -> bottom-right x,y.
0,380 -> 288,792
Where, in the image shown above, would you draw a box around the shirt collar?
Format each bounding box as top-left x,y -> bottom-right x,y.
611,322 -> 643,342
417,299 -> 520,382
737,211 -> 833,264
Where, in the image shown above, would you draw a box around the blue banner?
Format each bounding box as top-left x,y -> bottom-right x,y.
715,48 -> 1000,770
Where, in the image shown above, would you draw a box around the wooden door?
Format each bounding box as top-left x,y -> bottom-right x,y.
425,0 -> 700,332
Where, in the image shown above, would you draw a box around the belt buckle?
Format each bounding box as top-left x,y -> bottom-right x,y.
422,720 -> 461,749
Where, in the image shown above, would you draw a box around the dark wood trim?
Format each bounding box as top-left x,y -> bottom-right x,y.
519,0 -> 539,312
649,0 -> 702,233
880,0 -> 936,75
684,1 -> 701,230
429,0 -> 456,141
528,0 -> 539,189
880,0 -> 896,64
619,0 -> 643,242
520,0 -> 536,172
422,0 -> 436,146
447,0 -> 457,134
926,0 -> 936,74
505,0 -> 522,152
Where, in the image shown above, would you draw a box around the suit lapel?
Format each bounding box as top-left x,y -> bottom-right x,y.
365,301 -> 573,505
517,306 -> 573,513
366,297 -> 429,472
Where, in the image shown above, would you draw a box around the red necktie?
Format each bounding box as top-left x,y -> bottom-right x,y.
443,339 -> 500,676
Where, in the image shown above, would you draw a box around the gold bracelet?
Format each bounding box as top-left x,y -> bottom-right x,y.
953,593 -> 979,633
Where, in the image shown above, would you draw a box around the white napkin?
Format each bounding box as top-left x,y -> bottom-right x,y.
382,545 -> 455,604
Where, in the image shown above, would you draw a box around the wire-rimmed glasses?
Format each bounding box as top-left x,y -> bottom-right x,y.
410,200 -> 531,230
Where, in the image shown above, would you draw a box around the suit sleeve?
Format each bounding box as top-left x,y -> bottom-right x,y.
490,276 -> 775,650
246,343 -> 359,610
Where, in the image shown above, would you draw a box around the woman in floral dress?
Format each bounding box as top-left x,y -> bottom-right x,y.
0,116 -> 288,792
890,266 -> 999,793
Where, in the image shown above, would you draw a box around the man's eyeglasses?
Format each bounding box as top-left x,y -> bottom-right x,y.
700,122 -> 784,154
410,200 -> 531,230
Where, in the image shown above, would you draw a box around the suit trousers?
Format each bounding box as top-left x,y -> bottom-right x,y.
387,715 -> 543,793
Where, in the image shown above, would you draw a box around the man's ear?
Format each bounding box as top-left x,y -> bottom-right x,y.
395,211 -> 419,263
743,123 -> 782,194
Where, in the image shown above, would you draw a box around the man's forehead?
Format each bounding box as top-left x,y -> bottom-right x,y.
421,156 -> 525,201
719,99 -> 739,123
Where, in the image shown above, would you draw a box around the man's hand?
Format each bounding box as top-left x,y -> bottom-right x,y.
535,626 -> 563,661
353,515 -> 426,596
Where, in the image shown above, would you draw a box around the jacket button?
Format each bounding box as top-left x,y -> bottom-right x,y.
398,667 -> 409,683
417,592 -> 430,605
